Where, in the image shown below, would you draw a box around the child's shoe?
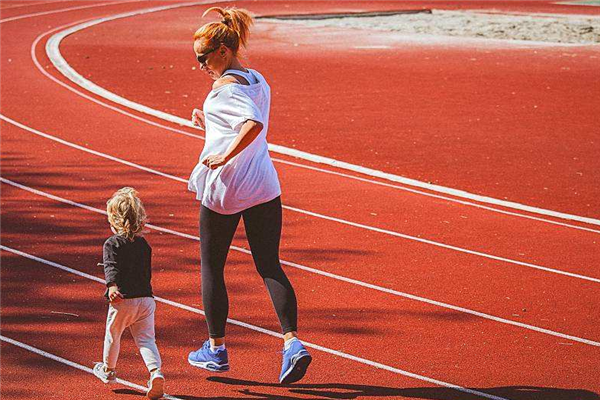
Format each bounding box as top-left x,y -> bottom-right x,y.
93,362 -> 117,384
279,339 -> 312,384
146,369 -> 165,400
188,340 -> 229,372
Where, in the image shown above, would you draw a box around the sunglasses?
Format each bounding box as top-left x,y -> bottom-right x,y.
196,46 -> 218,65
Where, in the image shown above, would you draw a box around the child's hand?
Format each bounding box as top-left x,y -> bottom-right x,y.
191,108 -> 205,130
108,286 -> 123,303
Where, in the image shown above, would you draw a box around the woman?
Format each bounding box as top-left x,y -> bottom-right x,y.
187,7 -> 311,384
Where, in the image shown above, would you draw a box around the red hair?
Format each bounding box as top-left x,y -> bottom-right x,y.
194,7 -> 253,54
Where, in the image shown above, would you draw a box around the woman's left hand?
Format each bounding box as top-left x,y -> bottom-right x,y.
202,154 -> 228,169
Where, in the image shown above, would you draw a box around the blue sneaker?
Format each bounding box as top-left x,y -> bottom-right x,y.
188,340 -> 229,372
279,339 -> 312,384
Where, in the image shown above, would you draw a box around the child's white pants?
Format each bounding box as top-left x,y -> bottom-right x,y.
103,297 -> 161,371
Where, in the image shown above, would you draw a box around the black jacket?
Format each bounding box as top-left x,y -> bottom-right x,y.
102,234 -> 153,299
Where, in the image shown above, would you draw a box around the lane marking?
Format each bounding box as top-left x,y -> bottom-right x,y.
3,114 -> 599,285
3,176 -> 600,348
0,0 -> 146,23
269,158 -> 600,234
0,0 -> 75,10
31,24 -> 600,235
283,204 -> 600,284
44,3 -> 600,227
32,21 -> 208,140
9,0 -> 597,235
0,335 -> 183,400
0,2 -> 591,397
0,245 -> 510,400
354,45 -> 391,49
1,114 -> 184,181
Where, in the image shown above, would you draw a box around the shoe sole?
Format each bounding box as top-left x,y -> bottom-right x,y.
280,352 -> 312,384
147,376 -> 164,400
188,359 -> 230,372
94,374 -> 116,384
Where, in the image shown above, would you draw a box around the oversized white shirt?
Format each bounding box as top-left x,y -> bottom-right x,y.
188,69 -> 281,214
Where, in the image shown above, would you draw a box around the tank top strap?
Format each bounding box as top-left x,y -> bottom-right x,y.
222,68 -> 257,85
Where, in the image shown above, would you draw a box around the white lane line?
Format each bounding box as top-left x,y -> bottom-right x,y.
1,114 -> 184,181
0,246 -> 510,400
3,176 -> 600,348
0,0 -> 147,23
3,0 -> 599,237
0,335 -> 183,400
31,26 -> 600,236
354,45 -> 391,49
32,21 -> 208,140
44,2 -> 213,127
43,3 -> 600,228
17,0 -> 599,235
284,204 -> 600,284
270,158 -> 600,234
0,0 -> 74,10
2,114 -> 599,285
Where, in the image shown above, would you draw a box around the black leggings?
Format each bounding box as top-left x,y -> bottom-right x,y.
200,196 -> 298,338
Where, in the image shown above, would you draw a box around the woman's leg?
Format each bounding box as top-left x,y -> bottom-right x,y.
242,197 -> 298,334
200,205 -> 241,339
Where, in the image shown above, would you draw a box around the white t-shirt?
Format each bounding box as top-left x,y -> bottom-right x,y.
188,69 -> 281,215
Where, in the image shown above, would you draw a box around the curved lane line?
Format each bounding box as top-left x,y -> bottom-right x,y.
0,0 -> 147,23
9,0 -> 598,234
32,21 -> 208,140
0,3 -> 591,398
2,114 -> 599,285
0,335 -> 183,400
30,25 -> 600,235
0,0 -> 72,10
271,157 -> 600,234
0,245 -> 511,400
44,3 -> 600,227
2,176 -> 599,348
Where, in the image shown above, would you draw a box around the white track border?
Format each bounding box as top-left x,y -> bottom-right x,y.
43,2 -> 600,228
0,0 -> 146,23
3,114 -> 599,285
0,2 -> 590,399
3,176 -> 599,348
0,245 -> 510,400
29,22 -> 600,235
0,335 -> 183,400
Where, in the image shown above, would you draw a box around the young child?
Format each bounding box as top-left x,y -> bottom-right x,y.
93,187 -> 164,400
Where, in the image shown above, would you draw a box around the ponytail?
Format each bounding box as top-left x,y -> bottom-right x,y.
194,7 -> 254,54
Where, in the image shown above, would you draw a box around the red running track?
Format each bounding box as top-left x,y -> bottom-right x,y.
1,1 -> 600,399
55,0 -> 600,219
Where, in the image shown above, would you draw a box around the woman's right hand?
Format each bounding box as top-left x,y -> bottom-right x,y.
192,108 -> 205,130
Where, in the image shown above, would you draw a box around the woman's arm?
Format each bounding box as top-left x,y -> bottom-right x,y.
202,119 -> 263,169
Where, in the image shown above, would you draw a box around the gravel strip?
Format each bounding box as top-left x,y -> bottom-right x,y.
264,10 -> 600,44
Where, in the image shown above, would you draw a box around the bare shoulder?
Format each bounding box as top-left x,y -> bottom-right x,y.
212,76 -> 239,90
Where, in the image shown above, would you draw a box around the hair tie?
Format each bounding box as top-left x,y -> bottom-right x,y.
221,18 -> 230,26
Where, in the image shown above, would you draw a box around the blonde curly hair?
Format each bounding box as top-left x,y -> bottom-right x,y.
106,187 -> 147,241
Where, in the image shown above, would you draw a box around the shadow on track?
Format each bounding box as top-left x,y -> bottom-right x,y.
204,377 -> 599,400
